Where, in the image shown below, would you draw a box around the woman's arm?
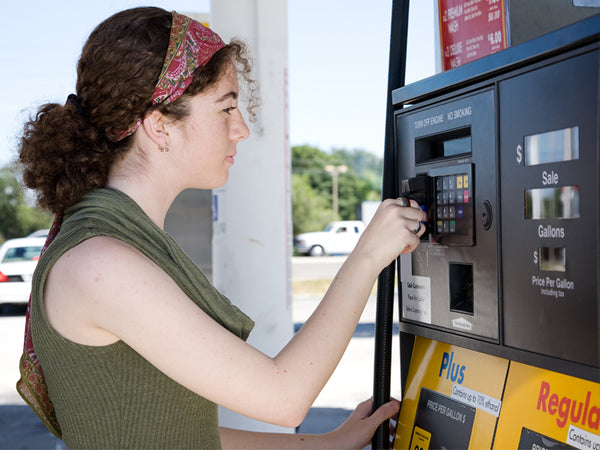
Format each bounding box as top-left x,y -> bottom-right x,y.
219,398 -> 400,449
45,199 -> 424,427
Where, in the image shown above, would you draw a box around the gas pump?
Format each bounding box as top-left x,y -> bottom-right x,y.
373,4 -> 600,449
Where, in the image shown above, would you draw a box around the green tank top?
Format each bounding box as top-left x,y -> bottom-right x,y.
30,189 -> 254,449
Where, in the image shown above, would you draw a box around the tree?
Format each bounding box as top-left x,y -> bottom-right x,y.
291,145 -> 382,233
331,148 -> 383,197
291,174 -> 338,236
0,165 -> 53,242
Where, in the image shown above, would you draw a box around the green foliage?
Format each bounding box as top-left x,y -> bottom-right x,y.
291,145 -> 382,235
291,174 -> 338,237
330,148 -> 383,191
0,165 -> 53,242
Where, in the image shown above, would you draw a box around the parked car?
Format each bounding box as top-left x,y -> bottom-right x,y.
0,237 -> 45,305
294,220 -> 365,256
27,229 -> 49,238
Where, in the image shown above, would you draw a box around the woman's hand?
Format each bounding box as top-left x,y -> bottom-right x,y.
220,398 -> 401,449
352,198 -> 427,272
325,398 -> 400,449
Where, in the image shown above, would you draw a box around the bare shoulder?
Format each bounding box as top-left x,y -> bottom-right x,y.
49,235 -> 162,308
53,235 -> 146,271
45,235 -> 172,345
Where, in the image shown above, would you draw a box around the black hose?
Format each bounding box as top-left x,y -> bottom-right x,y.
372,0 -> 410,448
372,263 -> 397,449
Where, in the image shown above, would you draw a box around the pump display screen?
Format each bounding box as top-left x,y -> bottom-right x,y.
524,126 -> 579,166
538,247 -> 566,272
442,136 -> 472,158
524,186 -> 580,219
415,129 -> 471,165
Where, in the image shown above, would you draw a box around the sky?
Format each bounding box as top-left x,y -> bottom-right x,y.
0,0 -> 437,168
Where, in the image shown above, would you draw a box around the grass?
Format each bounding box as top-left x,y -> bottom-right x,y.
292,278 -> 332,296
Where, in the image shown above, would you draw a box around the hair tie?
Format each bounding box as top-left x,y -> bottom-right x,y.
67,94 -> 89,121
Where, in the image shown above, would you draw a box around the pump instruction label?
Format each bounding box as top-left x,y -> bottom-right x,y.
531,274 -> 576,299
393,338 -> 600,449
394,337 -> 509,449
402,275 -> 432,324
410,388 -> 476,449
493,362 -> 600,449
400,254 -> 432,324
519,428 -> 575,449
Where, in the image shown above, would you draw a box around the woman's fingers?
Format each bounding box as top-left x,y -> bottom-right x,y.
352,198 -> 428,268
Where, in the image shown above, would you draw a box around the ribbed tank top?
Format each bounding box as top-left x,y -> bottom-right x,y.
30,189 -> 254,449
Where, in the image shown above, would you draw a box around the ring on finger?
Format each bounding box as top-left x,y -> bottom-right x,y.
397,197 -> 409,207
411,221 -> 422,234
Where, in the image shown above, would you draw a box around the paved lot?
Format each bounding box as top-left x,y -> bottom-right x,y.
0,257 -> 402,448
291,255 -> 348,280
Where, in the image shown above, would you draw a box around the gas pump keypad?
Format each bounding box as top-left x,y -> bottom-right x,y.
430,164 -> 475,246
435,174 -> 471,238
402,166 -> 474,246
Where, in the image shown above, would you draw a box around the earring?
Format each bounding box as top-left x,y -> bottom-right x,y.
159,143 -> 170,152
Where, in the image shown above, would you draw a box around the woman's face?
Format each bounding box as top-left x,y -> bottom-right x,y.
171,63 -> 250,189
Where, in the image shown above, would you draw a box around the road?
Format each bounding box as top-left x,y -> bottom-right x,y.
291,255 -> 347,280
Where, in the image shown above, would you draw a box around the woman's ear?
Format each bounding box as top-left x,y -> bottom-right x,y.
140,109 -> 170,146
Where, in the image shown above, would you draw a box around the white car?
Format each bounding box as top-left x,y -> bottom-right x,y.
294,220 -> 365,256
27,229 -> 50,238
0,237 -> 45,305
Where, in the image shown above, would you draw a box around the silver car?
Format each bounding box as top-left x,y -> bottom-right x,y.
0,237 -> 45,305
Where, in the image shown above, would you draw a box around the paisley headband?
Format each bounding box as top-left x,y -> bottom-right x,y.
116,12 -> 225,140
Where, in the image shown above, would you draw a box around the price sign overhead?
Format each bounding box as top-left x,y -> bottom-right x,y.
439,0 -> 508,71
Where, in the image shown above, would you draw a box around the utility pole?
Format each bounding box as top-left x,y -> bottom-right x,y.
325,164 -> 347,216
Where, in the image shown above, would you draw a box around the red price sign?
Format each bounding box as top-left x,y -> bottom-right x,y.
439,0 -> 508,71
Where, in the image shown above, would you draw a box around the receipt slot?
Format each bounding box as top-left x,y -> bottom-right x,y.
392,14 -> 599,379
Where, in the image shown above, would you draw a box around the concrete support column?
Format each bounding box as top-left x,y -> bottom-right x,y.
211,0 -> 294,434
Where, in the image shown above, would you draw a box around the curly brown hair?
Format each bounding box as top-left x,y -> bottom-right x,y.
18,7 -> 257,214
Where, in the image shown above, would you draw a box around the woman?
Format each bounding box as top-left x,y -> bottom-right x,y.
16,7 -> 427,449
